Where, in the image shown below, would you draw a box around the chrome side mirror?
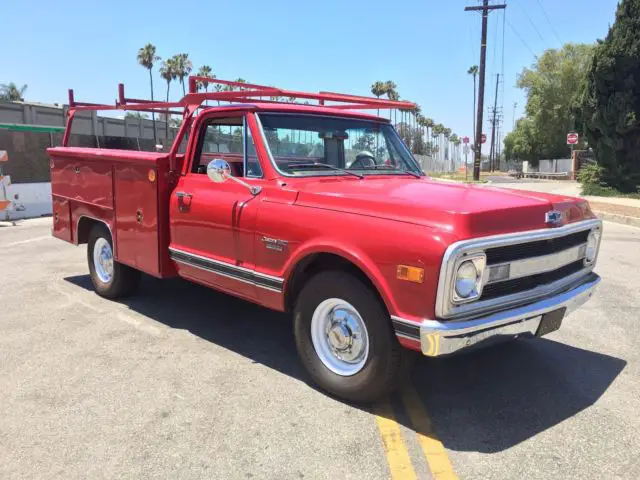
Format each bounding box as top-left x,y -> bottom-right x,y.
206,158 -> 261,196
207,159 -> 231,183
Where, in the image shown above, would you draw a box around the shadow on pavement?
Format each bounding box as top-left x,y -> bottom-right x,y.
65,273 -> 626,454
412,339 -> 626,453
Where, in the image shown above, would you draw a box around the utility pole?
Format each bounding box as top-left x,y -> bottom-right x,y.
466,0 -> 507,181
512,101 -> 518,129
488,74 -> 500,172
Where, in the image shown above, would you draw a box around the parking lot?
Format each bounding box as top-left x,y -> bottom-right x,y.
1,217 -> 639,479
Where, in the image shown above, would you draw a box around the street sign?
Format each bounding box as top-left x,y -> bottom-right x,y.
481,133 -> 487,144
463,145 -> 470,155
463,136 -> 470,144
567,132 -> 579,145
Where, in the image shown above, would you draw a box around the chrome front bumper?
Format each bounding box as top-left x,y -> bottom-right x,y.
418,273 -> 600,357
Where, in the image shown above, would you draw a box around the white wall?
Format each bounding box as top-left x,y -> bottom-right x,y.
1,180 -> 52,220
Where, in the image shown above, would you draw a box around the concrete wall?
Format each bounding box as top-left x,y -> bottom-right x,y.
0,101 -> 177,140
1,180 -> 52,221
522,159 -> 572,174
538,158 -> 572,173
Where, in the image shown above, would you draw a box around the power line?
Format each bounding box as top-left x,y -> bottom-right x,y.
505,17 -> 537,59
500,8 -> 506,123
514,0 -> 549,49
465,0 -> 507,181
535,0 -> 563,46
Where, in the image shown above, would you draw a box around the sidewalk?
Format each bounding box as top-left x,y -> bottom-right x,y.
483,179 -> 640,228
584,197 -> 640,228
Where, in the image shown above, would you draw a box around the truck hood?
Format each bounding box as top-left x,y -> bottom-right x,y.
292,177 -> 594,239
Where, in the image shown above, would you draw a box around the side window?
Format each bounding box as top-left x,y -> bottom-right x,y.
192,116 -> 262,178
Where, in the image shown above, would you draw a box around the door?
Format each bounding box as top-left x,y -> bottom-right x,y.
169,113 -> 265,300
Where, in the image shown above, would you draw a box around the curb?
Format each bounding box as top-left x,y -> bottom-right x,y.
593,210 -> 640,228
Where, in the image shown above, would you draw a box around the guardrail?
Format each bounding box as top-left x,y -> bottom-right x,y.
509,171 -> 570,180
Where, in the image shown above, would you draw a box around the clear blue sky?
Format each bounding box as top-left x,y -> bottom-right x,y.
3,0 -> 618,150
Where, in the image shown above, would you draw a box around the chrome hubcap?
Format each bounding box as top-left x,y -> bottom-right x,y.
93,237 -> 114,283
311,298 -> 369,376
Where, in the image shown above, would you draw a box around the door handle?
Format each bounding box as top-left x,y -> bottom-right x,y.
176,191 -> 193,209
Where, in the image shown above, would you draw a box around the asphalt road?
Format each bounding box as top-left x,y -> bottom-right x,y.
1,217 -> 639,479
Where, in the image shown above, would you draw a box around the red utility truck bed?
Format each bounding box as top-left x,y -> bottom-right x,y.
49,147 -> 174,278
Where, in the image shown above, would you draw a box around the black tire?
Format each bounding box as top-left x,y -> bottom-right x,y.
87,224 -> 140,299
293,271 -> 414,403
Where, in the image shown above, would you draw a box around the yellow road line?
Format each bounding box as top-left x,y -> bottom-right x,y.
373,398 -> 418,480
401,386 -> 458,480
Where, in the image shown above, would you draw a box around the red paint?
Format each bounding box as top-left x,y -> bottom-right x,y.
50,78 -> 596,353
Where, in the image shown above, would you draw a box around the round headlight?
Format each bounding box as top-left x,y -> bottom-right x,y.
585,230 -> 600,264
455,260 -> 478,298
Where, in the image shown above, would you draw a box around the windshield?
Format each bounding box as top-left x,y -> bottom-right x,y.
257,113 -> 422,177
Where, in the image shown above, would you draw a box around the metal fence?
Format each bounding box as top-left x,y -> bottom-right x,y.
0,130 -> 162,183
413,154 -> 455,173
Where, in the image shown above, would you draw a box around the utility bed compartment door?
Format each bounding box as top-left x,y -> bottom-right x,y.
114,164 -> 160,276
50,156 -> 113,208
52,196 -> 72,242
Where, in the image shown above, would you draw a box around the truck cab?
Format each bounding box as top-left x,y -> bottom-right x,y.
49,77 -> 602,402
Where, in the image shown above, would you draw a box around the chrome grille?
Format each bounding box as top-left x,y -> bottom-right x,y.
485,229 -> 590,265
435,219 -> 602,320
481,260 -> 585,300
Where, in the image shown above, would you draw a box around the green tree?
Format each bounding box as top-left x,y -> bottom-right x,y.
196,65 -> 213,93
467,65 -> 479,136
0,82 -> 27,101
384,81 -> 398,121
423,117 -> 435,150
507,43 -> 593,164
579,0 -> 640,192
125,111 -> 149,119
173,53 -> 193,96
371,81 -> 386,116
159,58 -> 177,139
137,43 -> 160,140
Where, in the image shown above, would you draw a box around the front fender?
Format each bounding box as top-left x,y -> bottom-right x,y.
282,239 -> 400,316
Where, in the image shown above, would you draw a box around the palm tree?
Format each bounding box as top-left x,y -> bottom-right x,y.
443,127 -> 452,166
196,65 -> 213,105
467,65 -> 479,140
159,58 -> 177,139
234,78 -> 247,91
173,53 -> 193,96
384,81 -> 398,121
137,43 -> 160,140
196,65 -> 213,92
424,118 -> 435,151
371,81 -> 386,116
450,134 -> 459,170
0,82 -> 28,101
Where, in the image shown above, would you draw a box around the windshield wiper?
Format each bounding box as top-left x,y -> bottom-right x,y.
367,164 -> 423,178
288,162 -> 364,179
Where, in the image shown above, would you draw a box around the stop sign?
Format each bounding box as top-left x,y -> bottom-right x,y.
463,136 -> 470,144
481,133 -> 487,144
567,132 -> 579,145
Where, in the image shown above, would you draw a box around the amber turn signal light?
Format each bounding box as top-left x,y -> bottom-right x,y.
396,265 -> 425,284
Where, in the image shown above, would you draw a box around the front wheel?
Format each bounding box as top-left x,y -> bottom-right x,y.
87,224 -> 140,299
293,271 -> 413,403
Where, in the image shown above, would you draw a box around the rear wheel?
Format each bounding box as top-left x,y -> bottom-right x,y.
293,271 -> 413,403
87,224 -> 140,298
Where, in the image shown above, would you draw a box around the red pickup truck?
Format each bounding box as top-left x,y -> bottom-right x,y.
49,77 -> 602,402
